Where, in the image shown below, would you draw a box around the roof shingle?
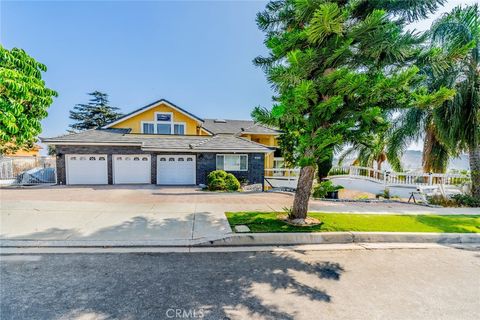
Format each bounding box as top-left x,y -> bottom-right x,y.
41,129 -> 273,153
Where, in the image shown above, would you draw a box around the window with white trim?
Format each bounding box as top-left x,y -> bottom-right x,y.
140,112 -> 186,135
216,154 -> 248,171
174,123 -> 185,135
143,123 -> 154,134
157,123 -> 171,134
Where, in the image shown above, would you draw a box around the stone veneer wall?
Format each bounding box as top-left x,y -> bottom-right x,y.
195,153 -> 265,187
54,145 -> 265,188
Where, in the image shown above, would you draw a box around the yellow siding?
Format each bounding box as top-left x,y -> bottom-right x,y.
241,134 -> 278,169
111,103 -> 200,135
6,144 -> 42,157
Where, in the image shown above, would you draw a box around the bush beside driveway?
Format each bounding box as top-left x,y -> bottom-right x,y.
1,185 -> 479,247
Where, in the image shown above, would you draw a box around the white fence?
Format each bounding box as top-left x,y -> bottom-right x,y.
0,156 -> 56,185
329,166 -> 470,187
264,168 -> 301,189
265,165 -> 470,191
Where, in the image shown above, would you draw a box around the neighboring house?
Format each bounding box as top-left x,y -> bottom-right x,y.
42,99 -> 280,186
5,144 -> 42,157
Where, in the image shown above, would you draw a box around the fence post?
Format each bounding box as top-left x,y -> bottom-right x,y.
428,173 -> 433,185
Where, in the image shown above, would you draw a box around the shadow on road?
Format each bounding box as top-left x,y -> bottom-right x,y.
0,252 -> 344,319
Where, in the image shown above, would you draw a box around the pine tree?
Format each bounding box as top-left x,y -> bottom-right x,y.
69,91 -> 123,131
253,0 -> 454,220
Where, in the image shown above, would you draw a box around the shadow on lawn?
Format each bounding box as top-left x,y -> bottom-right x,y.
1,251 -> 344,319
415,215 -> 480,233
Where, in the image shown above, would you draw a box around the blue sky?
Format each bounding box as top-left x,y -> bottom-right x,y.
1,0 -> 476,147
1,0 -> 272,138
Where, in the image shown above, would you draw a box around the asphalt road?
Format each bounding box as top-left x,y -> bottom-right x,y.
1,247 -> 479,320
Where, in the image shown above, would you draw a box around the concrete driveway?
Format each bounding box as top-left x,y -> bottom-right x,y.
0,185 -> 294,246
1,185 -> 477,246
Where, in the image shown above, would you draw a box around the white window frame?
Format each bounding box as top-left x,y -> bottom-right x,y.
140,112 -> 186,135
216,154 -> 248,171
141,121 -> 155,134
173,122 -> 186,135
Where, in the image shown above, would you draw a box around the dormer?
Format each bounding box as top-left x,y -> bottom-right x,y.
102,99 -> 212,136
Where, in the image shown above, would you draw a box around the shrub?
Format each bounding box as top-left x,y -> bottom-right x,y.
451,194 -> 480,207
207,170 -> 240,192
208,178 -> 226,191
207,170 -> 227,185
225,173 -> 241,191
312,180 -> 343,198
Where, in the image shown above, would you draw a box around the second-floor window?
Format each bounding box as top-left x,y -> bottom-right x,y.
141,112 -> 186,135
143,123 -> 154,134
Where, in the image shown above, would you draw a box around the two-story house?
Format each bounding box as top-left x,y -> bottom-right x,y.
42,99 -> 281,187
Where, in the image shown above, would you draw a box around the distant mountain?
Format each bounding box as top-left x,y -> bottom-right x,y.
334,150 -> 469,173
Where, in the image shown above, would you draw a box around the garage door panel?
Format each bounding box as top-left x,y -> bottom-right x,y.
114,155 -> 151,184
66,154 -> 108,185
157,155 -> 195,185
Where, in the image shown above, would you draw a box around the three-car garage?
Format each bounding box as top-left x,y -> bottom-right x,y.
65,153 -> 196,185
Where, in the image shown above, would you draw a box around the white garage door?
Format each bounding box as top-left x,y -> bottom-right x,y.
113,154 -> 151,184
66,154 -> 108,185
157,155 -> 196,185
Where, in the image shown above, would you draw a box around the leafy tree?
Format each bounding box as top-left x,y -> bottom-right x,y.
430,4 -> 480,199
253,0 -> 453,219
385,12 -> 475,174
47,145 -> 56,156
69,91 -> 122,131
339,132 -> 388,171
0,46 -> 57,154
387,108 -> 451,173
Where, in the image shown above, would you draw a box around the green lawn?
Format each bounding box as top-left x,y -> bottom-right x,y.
226,212 -> 480,233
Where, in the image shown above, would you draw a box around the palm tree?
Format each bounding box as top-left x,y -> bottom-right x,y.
387,108 -> 451,173
430,4 -> 480,198
339,134 -> 388,172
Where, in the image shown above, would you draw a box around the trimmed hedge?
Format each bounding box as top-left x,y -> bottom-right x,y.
207,170 -> 240,191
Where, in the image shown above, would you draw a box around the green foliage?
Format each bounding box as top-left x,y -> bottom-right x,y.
224,173 -> 241,191
316,148 -> 333,180
428,194 -> 480,208
208,178 -> 226,191
207,170 -> 227,185
376,189 -> 391,199
226,211 -> 480,233
451,194 -> 480,208
427,194 -> 459,207
0,46 -> 57,154
47,145 -> 56,156
253,0 -> 451,216
430,4 -> 480,198
312,180 -> 343,198
69,91 -> 123,131
207,170 -> 240,191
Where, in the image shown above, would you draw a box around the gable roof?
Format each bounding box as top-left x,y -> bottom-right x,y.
41,129 -> 273,153
202,119 -> 281,135
102,99 -> 204,129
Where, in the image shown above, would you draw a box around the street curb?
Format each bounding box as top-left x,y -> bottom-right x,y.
1,232 -> 479,248
196,232 -> 480,246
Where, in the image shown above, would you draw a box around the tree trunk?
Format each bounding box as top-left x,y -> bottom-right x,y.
468,142 -> 480,199
422,126 -> 434,173
291,165 -> 316,219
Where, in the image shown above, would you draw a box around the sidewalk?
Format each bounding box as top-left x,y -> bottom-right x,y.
1,186 -> 478,248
